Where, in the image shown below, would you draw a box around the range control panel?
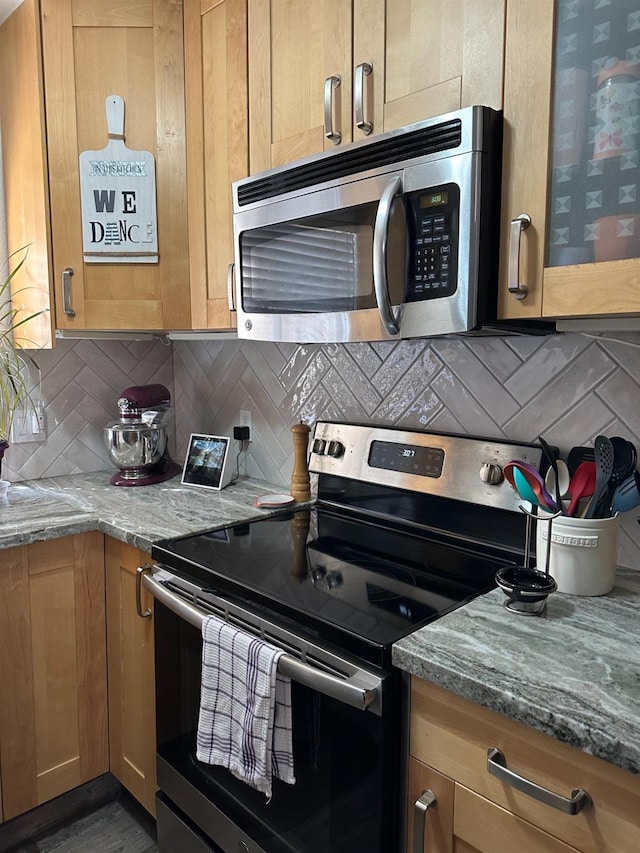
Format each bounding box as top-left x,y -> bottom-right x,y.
310,421 -> 545,513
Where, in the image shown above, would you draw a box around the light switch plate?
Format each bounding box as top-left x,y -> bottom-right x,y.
10,404 -> 46,444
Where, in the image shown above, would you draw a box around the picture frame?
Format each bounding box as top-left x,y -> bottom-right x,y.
181,434 -> 233,491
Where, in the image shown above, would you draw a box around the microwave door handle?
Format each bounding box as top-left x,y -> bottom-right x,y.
227,262 -> 236,311
373,176 -> 403,335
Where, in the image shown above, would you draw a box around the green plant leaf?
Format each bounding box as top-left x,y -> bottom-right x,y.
0,244 -> 44,442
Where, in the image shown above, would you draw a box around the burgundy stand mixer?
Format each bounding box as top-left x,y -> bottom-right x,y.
104,384 -> 181,486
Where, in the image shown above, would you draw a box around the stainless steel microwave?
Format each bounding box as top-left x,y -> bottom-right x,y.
231,106 -> 503,343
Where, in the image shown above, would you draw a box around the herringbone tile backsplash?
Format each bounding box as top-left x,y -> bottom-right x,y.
3,332 -> 640,569
172,333 -> 640,569
2,338 -> 174,482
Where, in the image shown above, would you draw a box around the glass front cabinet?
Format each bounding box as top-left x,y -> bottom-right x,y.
498,0 -> 640,324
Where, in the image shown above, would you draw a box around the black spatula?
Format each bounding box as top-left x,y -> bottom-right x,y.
585,435 -> 614,519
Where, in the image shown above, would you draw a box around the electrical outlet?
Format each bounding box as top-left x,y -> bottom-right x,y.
239,409 -> 252,433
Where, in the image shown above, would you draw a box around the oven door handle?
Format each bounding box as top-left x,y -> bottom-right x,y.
143,573 -> 383,714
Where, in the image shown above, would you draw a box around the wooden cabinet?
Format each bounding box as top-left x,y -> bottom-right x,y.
184,0 -> 248,331
0,533 -> 108,821
40,0 -> 191,332
105,538 -> 157,816
248,0 -> 505,172
409,678 -> 640,853
498,1 -> 640,322
0,0 -> 55,349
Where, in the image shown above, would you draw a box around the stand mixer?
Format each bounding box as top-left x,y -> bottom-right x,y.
104,384 -> 181,486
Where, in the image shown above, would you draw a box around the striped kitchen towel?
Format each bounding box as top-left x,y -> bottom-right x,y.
196,614 -> 295,799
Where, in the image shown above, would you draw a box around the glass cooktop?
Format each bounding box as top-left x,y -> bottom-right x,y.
152,505 -> 511,666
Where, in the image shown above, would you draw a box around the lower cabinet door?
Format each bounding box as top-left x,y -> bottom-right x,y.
408,758 -> 453,853
0,533 -> 108,821
105,537 -> 157,815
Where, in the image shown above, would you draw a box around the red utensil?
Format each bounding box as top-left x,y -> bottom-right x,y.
566,461 -> 596,517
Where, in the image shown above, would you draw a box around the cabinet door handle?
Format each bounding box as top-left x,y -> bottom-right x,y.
324,75 -> 342,144
508,213 -> 531,299
487,747 -> 592,814
413,789 -> 437,853
136,565 -> 152,619
62,267 -> 76,317
355,61 -> 373,135
227,262 -> 236,311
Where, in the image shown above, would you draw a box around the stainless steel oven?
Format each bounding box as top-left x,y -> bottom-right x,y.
147,423 -> 546,853
150,572 -> 399,853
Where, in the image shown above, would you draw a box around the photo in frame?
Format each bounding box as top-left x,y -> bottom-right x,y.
181,434 -> 233,491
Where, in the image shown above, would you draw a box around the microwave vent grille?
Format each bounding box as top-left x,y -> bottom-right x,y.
237,118 -> 462,206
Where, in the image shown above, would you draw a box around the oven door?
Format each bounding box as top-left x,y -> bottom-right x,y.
147,569 -> 406,853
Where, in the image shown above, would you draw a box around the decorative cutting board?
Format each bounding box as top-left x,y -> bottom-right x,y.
79,95 -> 158,264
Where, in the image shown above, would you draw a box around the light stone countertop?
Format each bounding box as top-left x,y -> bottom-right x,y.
0,471 -> 296,553
393,570 -> 640,776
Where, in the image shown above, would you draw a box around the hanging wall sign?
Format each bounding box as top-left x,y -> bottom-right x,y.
79,95 -> 158,264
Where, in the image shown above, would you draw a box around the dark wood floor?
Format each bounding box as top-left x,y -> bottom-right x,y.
2,788 -> 158,853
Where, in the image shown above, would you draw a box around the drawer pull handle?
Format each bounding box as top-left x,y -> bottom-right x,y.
508,213 -> 531,299
413,788 -> 437,852
136,565 -> 152,619
487,747 -> 592,814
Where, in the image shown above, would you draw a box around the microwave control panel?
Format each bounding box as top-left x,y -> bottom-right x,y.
407,183 -> 459,301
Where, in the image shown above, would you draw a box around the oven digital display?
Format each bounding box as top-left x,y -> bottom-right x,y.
368,441 -> 444,477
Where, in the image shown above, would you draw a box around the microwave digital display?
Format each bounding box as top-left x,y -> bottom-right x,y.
420,191 -> 449,208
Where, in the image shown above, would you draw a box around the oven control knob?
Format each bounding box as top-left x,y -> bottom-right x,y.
479,462 -> 503,485
313,438 -> 327,455
327,440 -> 344,458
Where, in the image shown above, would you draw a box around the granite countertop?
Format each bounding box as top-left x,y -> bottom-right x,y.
0,471 -> 296,552
393,570 -> 640,776
4,472 -> 640,780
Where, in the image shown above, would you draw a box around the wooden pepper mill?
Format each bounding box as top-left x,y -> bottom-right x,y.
290,422 -> 311,502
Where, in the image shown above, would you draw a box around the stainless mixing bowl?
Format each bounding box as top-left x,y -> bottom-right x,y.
104,421 -> 168,477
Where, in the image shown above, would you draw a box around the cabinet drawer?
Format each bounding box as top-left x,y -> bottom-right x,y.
411,679 -> 640,853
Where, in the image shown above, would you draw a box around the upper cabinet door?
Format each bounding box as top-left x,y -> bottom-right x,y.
40,0 -> 191,331
184,0 -> 247,331
249,0 -> 353,172
0,0 -> 54,349
370,0 -> 505,135
499,0 -> 640,322
249,0 -> 505,173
